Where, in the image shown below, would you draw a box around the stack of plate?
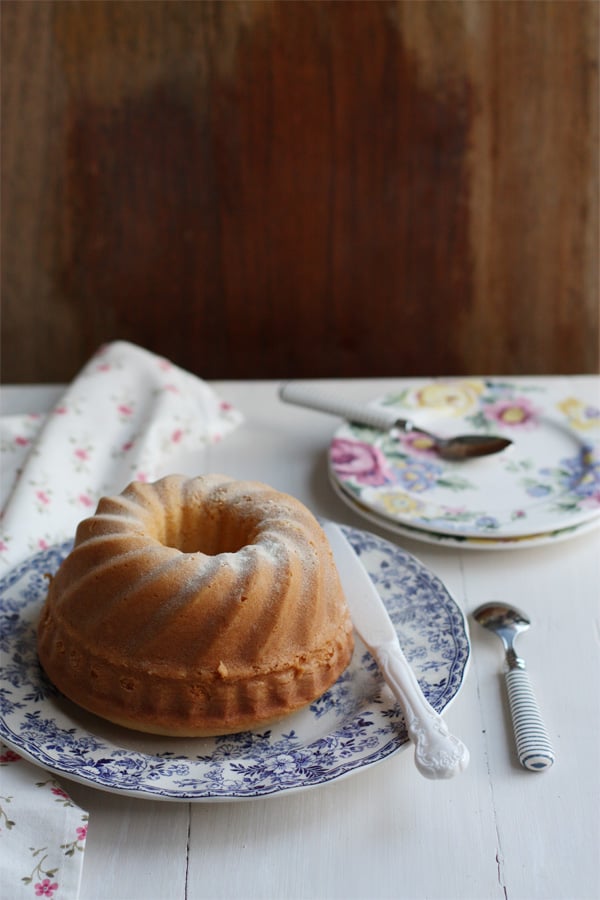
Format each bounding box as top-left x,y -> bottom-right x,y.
328,378 -> 600,550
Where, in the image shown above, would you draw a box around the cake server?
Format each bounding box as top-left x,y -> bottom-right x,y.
280,381 -> 512,461
323,521 -> 469,779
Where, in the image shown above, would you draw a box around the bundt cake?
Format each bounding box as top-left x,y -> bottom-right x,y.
37,474 -> 354,736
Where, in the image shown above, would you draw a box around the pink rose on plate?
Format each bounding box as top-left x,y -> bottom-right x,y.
330,438 -> 392,486
483,396 -> 540,429
397,431 -> 438,457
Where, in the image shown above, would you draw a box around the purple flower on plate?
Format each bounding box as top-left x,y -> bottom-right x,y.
390,457 -> 443,493
525,483 -> 553,498
330,439 -> 392,486
558,453 -> 600,498
475,515 -> 501,530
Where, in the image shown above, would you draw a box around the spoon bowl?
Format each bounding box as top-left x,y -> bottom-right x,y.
402,426 -> 512,461
473,602 -> 531,662
473,602 -> 555,771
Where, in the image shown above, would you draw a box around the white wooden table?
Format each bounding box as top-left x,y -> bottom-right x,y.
2,377 -> 599,900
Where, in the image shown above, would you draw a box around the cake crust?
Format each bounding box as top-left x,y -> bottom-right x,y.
37,474 -> 354,736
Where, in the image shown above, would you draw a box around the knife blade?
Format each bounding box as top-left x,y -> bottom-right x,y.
323,521 -> 469,779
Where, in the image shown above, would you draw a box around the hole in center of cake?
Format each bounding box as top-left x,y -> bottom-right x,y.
163,522 -> 252,556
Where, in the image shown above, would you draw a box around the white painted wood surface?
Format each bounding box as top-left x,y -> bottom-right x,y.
2,378 -> 599,900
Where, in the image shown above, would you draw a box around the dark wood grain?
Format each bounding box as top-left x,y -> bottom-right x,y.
1,0 -> 598,382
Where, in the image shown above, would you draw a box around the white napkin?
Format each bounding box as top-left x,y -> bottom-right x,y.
0,341 -> 243,899
1,340 -> 243,568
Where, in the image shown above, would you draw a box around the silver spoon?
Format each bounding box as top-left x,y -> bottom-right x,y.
473,602 -> 555,771
279,382 -> 512,461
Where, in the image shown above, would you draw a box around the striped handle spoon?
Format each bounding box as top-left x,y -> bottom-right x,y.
473,602 -> 555,772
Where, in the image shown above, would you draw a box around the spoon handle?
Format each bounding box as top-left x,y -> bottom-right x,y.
505,664 -> 555,771
279,382 -> 405,432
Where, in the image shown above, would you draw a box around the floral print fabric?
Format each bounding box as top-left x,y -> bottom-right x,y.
0,341 -> 243,898
0,748 -> 88,899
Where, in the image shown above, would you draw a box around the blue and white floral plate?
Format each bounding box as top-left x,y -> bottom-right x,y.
329,378 -> 600,542
0,526 -> 469,801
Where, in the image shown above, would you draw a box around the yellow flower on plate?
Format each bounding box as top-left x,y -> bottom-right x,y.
377,491 -> 423,518
557,398 -> 600,431
415,380 -> 485,417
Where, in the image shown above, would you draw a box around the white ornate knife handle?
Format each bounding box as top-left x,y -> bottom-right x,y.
375,641 -> 470,779
505,662 -> 555,771
279,382 -> 404,431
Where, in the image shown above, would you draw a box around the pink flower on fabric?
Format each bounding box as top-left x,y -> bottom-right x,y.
483,396 -> 540,429
0,749 -> 21,763
122,440 -> 135,452
158,358 -> 172,371
136,472 -> 149,483
118,404 -> 134,417
74,448 -> 89,461
220,401 -> 233,412
51,786 -> 69,799
171,429 -> 183,443
53,406 -> 67,415
78,494 -> 94,507
0,540 -> 8,552
164,383 -> 179,394
36,490 -> 50,505
330,439 -> 392,486
96,362 -> 111,372
38,538 -> 49,550
35,880 -> 59,897
15,435 -> 30,446
76,825 -> 88,841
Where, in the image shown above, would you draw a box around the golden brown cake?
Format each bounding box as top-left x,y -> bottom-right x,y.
37,474 -> 354,736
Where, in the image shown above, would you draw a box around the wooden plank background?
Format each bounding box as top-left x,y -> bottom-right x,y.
1,0 -> 598,383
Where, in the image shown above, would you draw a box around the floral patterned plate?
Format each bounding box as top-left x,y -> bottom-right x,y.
0,527 -> 469,801
329,378 -> 600,540
330,474 -> 600,551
